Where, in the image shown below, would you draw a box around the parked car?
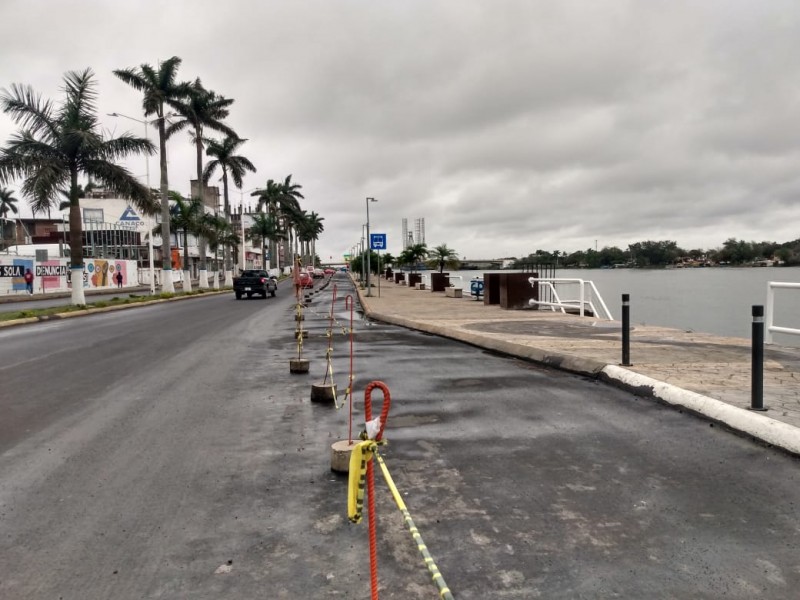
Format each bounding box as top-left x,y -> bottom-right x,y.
298,272 -> 314,288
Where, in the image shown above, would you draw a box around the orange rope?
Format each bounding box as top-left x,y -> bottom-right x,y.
323,284 -> 338,385
344,295 -> 355,443
364,382 -> 391,600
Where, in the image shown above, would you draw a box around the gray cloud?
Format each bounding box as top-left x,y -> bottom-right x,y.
2,0 -> 800,262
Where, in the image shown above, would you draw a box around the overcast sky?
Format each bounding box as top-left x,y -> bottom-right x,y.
2,0 -> 800,261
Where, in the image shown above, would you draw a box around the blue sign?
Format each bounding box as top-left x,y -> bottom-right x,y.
370,233 -> 387,250
119,206 -> 141,222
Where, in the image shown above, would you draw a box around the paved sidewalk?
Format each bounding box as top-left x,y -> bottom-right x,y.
357,277 -> 800,455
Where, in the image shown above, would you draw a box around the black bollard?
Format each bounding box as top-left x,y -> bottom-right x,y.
621,293 -> 631,366
750,305 -> 767,411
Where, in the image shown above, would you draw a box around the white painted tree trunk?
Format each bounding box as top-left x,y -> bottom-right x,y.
224,270 -> 233,287
212,271 -> 219,289
70,267 -> 86,305
198,269 -> 209,289
183,270 -> 193,292
161,269 -> 175,294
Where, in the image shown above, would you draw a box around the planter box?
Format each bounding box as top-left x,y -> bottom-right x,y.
430,272 -> 450,292
445,287 -> 462,298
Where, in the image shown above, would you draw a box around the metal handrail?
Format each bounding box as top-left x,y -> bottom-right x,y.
765,281 -> 800,344
447,275 -> 463,288
528,277 -> 614,320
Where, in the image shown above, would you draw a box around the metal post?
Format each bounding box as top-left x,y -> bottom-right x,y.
365,197 -> 376,296
144,119 -> 155,294
765,283 -> 775,344
365,199 -> 371,296
360,227 -> 365,285
110,112 -> 155,294
621,293 -> 631,366
750,305 -> 767,411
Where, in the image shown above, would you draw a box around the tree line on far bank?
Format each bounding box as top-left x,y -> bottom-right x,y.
512,238 -> 800,269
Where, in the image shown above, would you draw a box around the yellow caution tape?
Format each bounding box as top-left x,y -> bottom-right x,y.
347,439 -> 386,523
375,451 -> 455,599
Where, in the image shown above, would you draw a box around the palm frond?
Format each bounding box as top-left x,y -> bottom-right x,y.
0,83 -> 58,140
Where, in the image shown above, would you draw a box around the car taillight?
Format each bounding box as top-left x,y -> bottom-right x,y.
260,277 -> 267,283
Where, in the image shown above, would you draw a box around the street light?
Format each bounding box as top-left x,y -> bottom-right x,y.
365,197 -> 377,296
108,112 -> 155,294
360,225 -> 366,286
238,187 -> 259,273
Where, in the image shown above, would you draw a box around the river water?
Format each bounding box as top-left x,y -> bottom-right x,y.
441,267 -> 800,344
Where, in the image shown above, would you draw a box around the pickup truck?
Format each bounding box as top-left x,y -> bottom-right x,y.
233,270 -> 278,299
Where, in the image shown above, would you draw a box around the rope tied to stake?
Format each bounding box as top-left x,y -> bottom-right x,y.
345,381 -> 391,600
348,437 -> 386,523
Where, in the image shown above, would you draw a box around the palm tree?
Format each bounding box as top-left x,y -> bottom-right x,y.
291,208 -> 310,265
167,192 -> 204,292
0,187 -> 19,249
168,79 -> 236,289
247,213 -> 284,272
203,134 -> 256,283
278,175 -> 304,267
406,243 -> 429,273
0,68 -> 154,305
114,56 -> 192,294
296,210 -> 324,267
251,175 -> 304,270
428,244 -> 460,273
203,213 -> 230,287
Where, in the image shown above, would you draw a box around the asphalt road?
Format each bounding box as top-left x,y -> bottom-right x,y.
1,273 -> 798,599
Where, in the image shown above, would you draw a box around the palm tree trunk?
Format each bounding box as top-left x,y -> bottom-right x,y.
222,169 -> 233,286
182,227 -> 192,292
158,115 -> 175,293
269,205 -> 277,271
68,170 -> 86,305
213,244 -> 220,289
195,135 -> 209,289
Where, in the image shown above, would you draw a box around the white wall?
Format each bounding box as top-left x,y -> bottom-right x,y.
0,256 -> 139,296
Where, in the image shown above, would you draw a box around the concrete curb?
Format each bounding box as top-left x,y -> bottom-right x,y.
356,281 -> 800,457
600,365 -> 800,456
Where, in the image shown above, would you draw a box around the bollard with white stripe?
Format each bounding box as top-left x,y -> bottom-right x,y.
621,294 -> 631,366
750,305 -> 767,411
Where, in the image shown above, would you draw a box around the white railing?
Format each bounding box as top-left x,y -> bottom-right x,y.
766,281 -> 800,344
447,275 -> 464,288
528,277 -> 614,320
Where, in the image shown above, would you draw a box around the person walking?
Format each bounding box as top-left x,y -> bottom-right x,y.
115,271 -> 123,288
24,268 -> 34,294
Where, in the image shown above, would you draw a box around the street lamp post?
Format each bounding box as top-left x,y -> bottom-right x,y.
108,112 -> 155,294
365,197 -> 377,296
360,226 -> 366,285
238,188 -> 259,273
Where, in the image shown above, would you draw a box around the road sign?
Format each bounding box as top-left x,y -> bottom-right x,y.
370,233 -> 386,250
